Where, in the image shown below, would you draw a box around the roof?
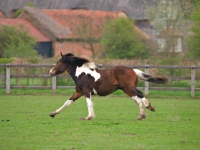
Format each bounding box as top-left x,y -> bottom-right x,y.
158,27 -> 183,37
21,6 -> 69,40
0,11 -> 5,18
0,19 -> 52,42
0,0 -> 156,20
19,7 -> 150,40
43,9 -> 127,39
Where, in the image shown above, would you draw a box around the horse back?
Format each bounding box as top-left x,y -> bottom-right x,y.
94,66 -> 137,95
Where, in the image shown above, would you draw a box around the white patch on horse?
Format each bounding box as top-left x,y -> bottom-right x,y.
133,69 -> 146,80
141,97 -> 149,107
49,67 -> 54,74
56,100 -> 73,114
49,64 -> 57,75
85,96 -> 95,119
75,62 -> 101,81
92,88 -> 98,95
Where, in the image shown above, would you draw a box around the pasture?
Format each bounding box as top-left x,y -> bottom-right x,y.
0,95 -> 200,150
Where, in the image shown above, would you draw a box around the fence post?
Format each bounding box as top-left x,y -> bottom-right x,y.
52,76 -> 56,93
144,65 -> 149,95
6,64 -> 10,94
191,66 -> 195,98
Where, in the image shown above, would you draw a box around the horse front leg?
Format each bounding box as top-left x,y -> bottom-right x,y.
80,89 -> 95,120
84,95 -> 95,120
49,91 -> 82,118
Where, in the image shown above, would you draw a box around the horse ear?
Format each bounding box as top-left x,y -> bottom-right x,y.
60,52 -> 64,58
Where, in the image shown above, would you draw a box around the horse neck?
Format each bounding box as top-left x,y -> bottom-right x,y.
66,64 -> 78,83
66,61 -> 94,83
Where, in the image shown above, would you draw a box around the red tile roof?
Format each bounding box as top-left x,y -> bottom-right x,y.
0,11 -> 5,18
43,9 -> 127,39
0,19 -> 51,42
43,9 -> 150,40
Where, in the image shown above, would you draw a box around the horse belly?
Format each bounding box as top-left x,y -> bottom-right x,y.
94,83 -> 119,96
94,68 -> 120,96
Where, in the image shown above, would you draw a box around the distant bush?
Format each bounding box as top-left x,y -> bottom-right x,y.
0,58 -> 14,64
0,25 -> 37,58
100,18 -> 149,59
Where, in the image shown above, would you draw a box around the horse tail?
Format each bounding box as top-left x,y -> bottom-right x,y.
133,69 -> 169,84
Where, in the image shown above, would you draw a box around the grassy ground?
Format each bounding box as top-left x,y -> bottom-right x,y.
0,95 -> 200,150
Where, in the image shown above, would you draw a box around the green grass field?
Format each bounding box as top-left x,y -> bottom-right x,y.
0,95 -> 200,150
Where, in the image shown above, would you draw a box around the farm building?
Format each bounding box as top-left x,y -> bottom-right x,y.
0,0 -> 156,34
18,6 -> 149,58
0,0 -> 156,56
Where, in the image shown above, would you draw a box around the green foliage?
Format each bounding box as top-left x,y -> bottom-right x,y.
14,2 -> 35,18
0,58 -> 14,64
187,1 -> 200,59
0,58 -> 14,74
14,9 -> 24,18
100,18 -> 149,59
188,2 -> 200,58
0,25 -> 37,58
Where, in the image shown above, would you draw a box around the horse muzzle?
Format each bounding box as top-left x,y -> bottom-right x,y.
49,70 -> 56,77
50,72 -> 55,77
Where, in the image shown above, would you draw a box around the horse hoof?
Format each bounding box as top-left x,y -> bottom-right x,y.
146,105 -> 155,112
79,116 -> 93,120
137,115 -> 146,120
49,113 -> 55,118
151,107 -> 155,112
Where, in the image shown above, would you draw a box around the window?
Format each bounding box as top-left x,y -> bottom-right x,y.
157,37 -> 182,52
157,38 -> 166,51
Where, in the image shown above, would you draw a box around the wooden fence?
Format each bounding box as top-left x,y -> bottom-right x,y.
0,64 -> 199,97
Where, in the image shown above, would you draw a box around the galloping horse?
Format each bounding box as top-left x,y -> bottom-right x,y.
49,53 -> 168,120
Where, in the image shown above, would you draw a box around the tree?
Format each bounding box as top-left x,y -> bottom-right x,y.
100,18 -> 149,59
179,0 -> 195,18
145,0 -> 191,55
187,1 -> 200,58
14,2 -> 35,18
68,11 -> 106,57
0,25 -> 37,58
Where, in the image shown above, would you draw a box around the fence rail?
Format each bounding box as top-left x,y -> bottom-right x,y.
0,64 -> 200,97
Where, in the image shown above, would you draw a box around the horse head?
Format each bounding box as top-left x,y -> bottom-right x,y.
49,52 -> 73,77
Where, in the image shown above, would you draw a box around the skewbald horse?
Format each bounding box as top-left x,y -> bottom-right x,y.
49,53 -> 168,120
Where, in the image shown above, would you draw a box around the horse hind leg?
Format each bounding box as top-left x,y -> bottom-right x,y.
136,89 -> 155,112
123,87 -> 146,120
131,95 -> 146,120
141,97 -> 155,112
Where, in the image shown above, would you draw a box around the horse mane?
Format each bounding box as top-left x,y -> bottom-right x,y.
63,53 -> 95,68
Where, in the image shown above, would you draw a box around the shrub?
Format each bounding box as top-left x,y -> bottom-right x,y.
0,25 -> 37,58
100,18 -> 149,59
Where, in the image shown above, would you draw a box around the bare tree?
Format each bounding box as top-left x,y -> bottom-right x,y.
69,13 -> 111,58
145,0 -> 192,55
